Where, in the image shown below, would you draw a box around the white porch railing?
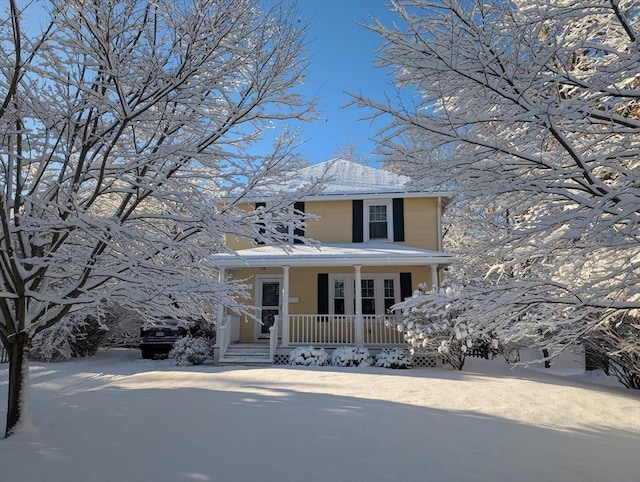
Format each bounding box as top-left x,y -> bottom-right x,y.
217,315 -> 231,359
364,315 -> 405,345
287,314 -> 404,346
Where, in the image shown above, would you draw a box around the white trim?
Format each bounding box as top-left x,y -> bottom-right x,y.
216,268 -> 226,324
430,265 -> 439,290
354,265 -> 363,345
224,191 -> 454,204
363,199 -> 393,242
254,276 -> 283,341
212,243 -> 454,269
281,267 -> 290,347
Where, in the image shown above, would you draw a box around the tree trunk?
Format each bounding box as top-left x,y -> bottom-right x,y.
5,332 -> 30,438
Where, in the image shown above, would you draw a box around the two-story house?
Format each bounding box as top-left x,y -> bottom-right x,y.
211,159 -> 454,364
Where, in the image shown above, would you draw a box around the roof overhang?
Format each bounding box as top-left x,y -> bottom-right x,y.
211,243 -> 455,269
217,190 -> 454,204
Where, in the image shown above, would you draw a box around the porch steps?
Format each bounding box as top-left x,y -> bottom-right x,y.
218,343 -> 273,366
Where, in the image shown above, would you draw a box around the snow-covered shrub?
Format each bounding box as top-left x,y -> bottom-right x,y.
169,336 -> 213,366
330,346 -> 372,367
582,314 -> 640,389
30,314 -> 111,361
375,348 -> 412,369
393,282 -> 489,370
288,346 -> 329,366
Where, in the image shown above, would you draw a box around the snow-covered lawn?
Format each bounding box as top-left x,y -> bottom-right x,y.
1,349 -> 638,482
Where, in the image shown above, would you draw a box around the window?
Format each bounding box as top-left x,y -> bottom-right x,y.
361,279 -> 376,314
333,279 -> 346,315
255,202 -> 305,244
384,279 -> 395,313
327,273 -> 399,315
364,200 -> 392,241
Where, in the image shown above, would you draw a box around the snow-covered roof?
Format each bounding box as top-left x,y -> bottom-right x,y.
239,158 -> 453,201
211,242 -> 454,268
290,158 -> 411,195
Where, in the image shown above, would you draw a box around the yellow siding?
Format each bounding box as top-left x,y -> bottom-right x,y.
223,202 -> 258,251
304,200 -> 352,243
222,196 -> 441,250
402,197 -> 439,250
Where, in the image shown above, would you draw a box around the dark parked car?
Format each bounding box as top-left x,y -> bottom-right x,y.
139,318 -> 189,359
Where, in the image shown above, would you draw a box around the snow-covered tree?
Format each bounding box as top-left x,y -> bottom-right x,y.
355,0 -> 640,383
0,0 -> 315,436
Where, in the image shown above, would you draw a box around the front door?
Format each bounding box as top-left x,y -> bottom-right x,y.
257,279 -> 281,339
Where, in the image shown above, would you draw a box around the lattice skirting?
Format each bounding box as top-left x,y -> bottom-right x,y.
411,355 -> 438,368
274,354 -> 289,365
274,351 -> 438,368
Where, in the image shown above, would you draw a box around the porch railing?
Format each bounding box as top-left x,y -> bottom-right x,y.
287,314 -> 404,346
217,315 -> 231,359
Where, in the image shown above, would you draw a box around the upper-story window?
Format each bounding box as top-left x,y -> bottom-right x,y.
255,202 -> 305,244
364,199 -> 392,241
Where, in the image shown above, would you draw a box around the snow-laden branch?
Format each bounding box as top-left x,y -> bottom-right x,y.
356,0 -> 639,383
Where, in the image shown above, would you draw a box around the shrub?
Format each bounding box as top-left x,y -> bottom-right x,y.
331,346 -> 372,367
374,348 -> 412,369
289,346 -> 329,366
30,315 -> 111,361
169,336 -> 213,366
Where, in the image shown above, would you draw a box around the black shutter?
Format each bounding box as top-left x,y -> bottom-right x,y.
255,202 -> 266,245
393,198 -> 405,242
294,201 -> 305,244
317,273 -> 329,314
400,272 -> 412,300
352,200 -> 363,243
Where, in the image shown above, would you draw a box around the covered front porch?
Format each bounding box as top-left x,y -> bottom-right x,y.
211,243 -> 453,364
216,313 -> 405,364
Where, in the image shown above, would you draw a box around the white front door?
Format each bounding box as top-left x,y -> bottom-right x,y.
256,278 -> 281,340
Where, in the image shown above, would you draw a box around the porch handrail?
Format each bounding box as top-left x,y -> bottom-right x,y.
269,316 -> 279,361
217,315 -> 230,359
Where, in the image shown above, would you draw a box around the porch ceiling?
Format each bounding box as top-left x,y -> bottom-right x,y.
211,242 -> 454,268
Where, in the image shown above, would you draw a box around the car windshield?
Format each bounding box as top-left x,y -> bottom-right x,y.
142,318 -> 188,330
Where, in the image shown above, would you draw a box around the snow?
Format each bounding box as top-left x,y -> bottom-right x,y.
211,242 -> 453,268
282,158 -> 413,195
1,350 -> 638,482
243,159 -> 454,199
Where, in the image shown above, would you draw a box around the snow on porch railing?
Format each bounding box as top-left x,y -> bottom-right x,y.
288,314 -> 404,346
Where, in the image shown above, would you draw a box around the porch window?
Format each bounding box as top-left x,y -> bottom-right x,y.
361,279 -> 376,314
328,273 -> 399,315
334,279 -> 346,315
384,279 -> 395,313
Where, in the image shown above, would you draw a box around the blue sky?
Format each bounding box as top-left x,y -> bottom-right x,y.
294,1 -> 401,166
16,0 -> 402,167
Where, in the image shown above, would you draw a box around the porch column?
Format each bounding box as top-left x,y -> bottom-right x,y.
281,265 -> 290,347
354,264 -> 364,345
216,268 -> 226,323
430,264 -> 439,290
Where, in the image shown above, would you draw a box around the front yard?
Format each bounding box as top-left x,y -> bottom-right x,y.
0,349 -> 637,482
